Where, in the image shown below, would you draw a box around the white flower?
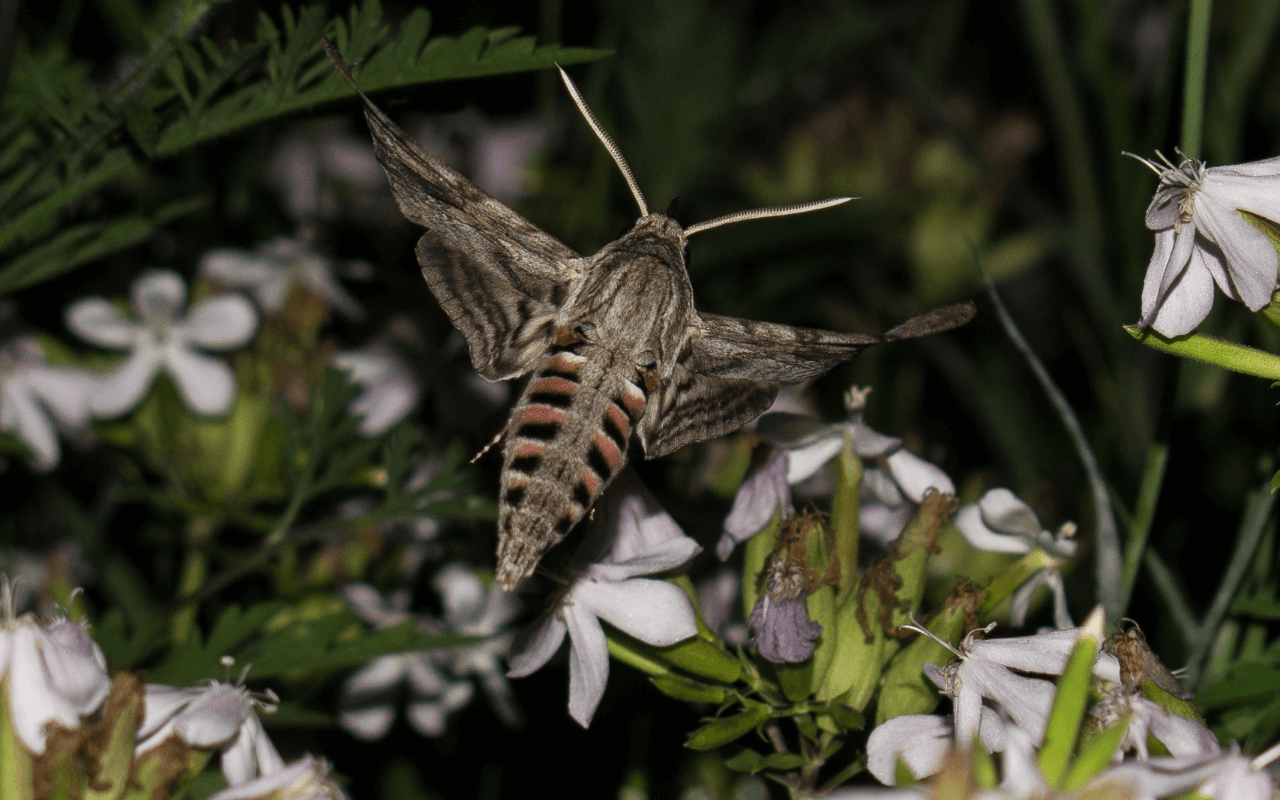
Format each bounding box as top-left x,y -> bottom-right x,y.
65,270 -> 257,417
432,563 -> 523,727
953,488 -> 1077,628
136,680 -> 283,786
1092,687 -> 1219,760
752,387 -> 953,549
507,472 -> 700,727
1130,151 -> 1280,336
336,584 -> 454,740
906,613 -> 1119,750
0,586 -> 111,753
866,710 -> 1008,785
201,238 -> 363,319
207,754 -> 345,800
0,337 -> 96,470
332,347 -> 419,436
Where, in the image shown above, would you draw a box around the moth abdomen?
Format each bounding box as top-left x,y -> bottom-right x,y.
494,348 -> 649,589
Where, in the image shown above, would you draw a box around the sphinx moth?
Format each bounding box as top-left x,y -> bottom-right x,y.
323,41 -> 975,589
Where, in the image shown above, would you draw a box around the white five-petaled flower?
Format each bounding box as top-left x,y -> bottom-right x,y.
137,679 -> 284,786
332,347 -> 419,436
1130,150 -> 1280,336
65,270 -> 257,418
207,753 -> 346,800
0,337 -> 96,470
337,584 -> 456,740
954,488 -> 1078,629
507,472 -> 700,727
201,237 -> 364,320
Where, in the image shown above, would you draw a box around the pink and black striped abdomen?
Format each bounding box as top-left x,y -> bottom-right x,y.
494,341 -> 648,589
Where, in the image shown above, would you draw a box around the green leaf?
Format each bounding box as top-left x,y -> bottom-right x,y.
1038,608 -> 1104,787
656,636 -> 742,685
1125,324 -> 1280,380
1061,714 -> 1129,790
685,701 -> 770,751
830,436 -> 862,607
0,196 -> 207,294
650,675 -> 727,704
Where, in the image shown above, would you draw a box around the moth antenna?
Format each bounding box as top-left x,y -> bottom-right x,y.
471,426 -> 507,464
684,197 -> 854,237
556,65 -> 649,218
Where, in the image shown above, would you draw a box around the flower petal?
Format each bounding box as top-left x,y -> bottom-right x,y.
25,364 -> 96,430
953,503 -> 1032,554
404,701 -> 448,737
131,270 -> 187,323
597,472 -> 690,565
166,347 -> 236,416
574,577 -> 697,647
90,347 -> 162,417
200,250 -> 278,287
341,584 -> 408,627
886,449 -> 953,503
7,624 -> 83,753
1194,194 -> 1279,311
784,435 -> 844,483
137,684 -> 202,743
207,755 -> 336,800
2,381 -> 59,470
1148,243 -> 1217,337
586,536 -> 701,582
978,488 -> 1043,538
849,420 -> 902,458
720,449 -> 791,558
564,603 -> 609,727
181,294 -> 258,350
65,298 -> 137,348
41,619 -> 110,712
300,261 -> 364,319
350,376 -> 418,435
506,612 -> 567,678
339,705 -> 397,741
1140,227 -> 1197,327
866,714 -> 951,785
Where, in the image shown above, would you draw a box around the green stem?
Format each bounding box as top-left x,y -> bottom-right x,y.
1180,0 -> 1213,159
1120,442 -> 1169,611
169,517 -> 217,644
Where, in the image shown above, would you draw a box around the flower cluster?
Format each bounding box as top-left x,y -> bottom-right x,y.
859,609 -> 1279,799
0,578 -> 343,799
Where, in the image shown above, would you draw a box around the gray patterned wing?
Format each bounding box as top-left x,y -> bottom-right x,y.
687,303 -> 977,382
638,302 -> 977,457
324,41 -> 579,380
637,363 -> 779,459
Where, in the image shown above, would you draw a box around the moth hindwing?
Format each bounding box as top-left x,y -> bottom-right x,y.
322,41 -> 977,589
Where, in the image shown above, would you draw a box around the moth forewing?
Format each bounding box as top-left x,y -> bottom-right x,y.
322,42 -> 977,589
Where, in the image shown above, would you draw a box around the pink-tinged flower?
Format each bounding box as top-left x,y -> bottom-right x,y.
953,488 -> 1077,628
0,584 -> 111,753
0,337 -> 96,470
207,754 -> 345,800
747,556 -> 822,663
265,121 -> 386,224
65,270 -> 257,417
507,472 -> 700,727
201,238 -> 364,320
432,563 -> 523,727
136,680 -> 283,786
1130,151 -> 1280,336
332,347 -> 419,436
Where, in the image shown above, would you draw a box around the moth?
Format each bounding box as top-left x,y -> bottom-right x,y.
1107,620 -> 1194,700
322,41 -> 976,589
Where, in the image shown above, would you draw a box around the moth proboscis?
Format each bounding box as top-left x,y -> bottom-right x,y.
321,39 -> 977,590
